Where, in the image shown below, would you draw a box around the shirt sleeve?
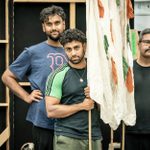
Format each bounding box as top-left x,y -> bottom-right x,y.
9,48 -> 31,81
45,72 -> 63,100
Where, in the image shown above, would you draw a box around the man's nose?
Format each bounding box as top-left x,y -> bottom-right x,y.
71,49 -> 76,55
52,24 -> 56,30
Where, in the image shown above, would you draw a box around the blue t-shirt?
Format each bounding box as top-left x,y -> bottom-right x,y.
9,41 -> 67,129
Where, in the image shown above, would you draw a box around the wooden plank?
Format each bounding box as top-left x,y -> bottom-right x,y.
0,103 -> 9,107
0,40 -> 8,43
0,127 -> 10,147
19,82 -> 31,86
108,143 -> 121,150
5,1 -> 10,150
14,0 -> 85,3
70,3 -> 76,28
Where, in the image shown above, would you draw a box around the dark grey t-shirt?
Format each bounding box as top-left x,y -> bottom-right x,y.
45,63 -> 102,140
126,60 -> 150,133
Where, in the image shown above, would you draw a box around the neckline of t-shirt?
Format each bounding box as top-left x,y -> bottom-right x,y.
135,60 -> 150,69
44,41 -> 63,49
68,63 -> 87,71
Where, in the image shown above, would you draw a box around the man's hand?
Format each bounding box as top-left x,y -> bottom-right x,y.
84,86 -> 90,98
27,90 -> 43,103
81,98 -> 94,111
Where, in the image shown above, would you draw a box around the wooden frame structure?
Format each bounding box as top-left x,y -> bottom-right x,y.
0,0 -> 10,149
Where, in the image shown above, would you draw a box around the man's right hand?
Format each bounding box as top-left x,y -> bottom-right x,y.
27,90 -> 43,103
81,98 -> 94,111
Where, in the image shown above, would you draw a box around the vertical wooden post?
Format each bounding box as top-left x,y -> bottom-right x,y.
5,0 -> 10,149
88,110 -> 92,150
110,128 -> 114,150
121,123 -> 125,150
70,2 -> 76,28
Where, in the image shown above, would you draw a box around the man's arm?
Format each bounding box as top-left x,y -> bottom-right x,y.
45,96 -> 94,118
1,68 -> 43,103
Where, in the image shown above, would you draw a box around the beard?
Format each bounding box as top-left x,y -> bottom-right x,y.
69,48 -> 86,64
48,34 -> 60,41
69,53 -> 85,64
69,58 -> 82,64
47,30 -> 61,41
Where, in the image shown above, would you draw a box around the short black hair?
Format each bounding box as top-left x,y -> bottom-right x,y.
59,28 -> 86,46
40,5 -> 66,23
139,28 -> 150,42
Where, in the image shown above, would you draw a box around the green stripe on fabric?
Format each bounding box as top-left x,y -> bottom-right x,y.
127,25 -> 130,43
45,64 -> 69,99
116,0 -> 120,6
122,56 -> 129,81
104,35 -> 109,58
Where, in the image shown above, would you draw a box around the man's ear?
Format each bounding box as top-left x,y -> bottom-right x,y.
42,23 -> 45,32
63,21 -> 66,30
83,43 -> 87,52
138,41 -> 141,47
84,43 -> 87,57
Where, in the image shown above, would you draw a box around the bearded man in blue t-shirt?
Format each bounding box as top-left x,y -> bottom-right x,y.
2,5 -> 67,150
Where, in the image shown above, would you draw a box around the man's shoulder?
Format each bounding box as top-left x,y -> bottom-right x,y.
29,41 -> 46,49
46,64 -> 70,93
53,63 -> 70,76
47,63 -> 69,82
27,41 -> 46,50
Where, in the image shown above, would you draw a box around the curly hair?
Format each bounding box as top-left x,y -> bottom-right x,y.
59,28 -> 86,46
40,5 -> 66,23
139,28 -> 150,42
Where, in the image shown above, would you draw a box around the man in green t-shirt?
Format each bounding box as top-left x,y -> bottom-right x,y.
45,28 -> 102,150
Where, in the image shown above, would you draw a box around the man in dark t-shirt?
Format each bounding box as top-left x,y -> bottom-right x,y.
125,28 -> 150,150
45,29 -> 102,150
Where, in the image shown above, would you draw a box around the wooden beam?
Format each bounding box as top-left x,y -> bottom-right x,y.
70,3 -> 76,28
5,1 -> 10,150
0,127 -> 10,147
14,0 -> 85,3
0,103 -> 9,107
0,40 -> 8,44
19,82 -> 31,86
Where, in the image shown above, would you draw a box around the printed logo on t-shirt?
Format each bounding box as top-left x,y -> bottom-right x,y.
47,53 -> 67,72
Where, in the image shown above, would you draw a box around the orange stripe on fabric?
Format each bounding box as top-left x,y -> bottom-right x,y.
111,57 -> 118,85
110,20 -> 114,43
127,0 -> 134,19
97,0 -> 104,18
126,67 -> 134,92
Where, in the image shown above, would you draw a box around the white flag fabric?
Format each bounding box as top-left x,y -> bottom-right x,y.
118,0 -> 136,126
86,0 -> 136,130
86,0 -> 114,128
